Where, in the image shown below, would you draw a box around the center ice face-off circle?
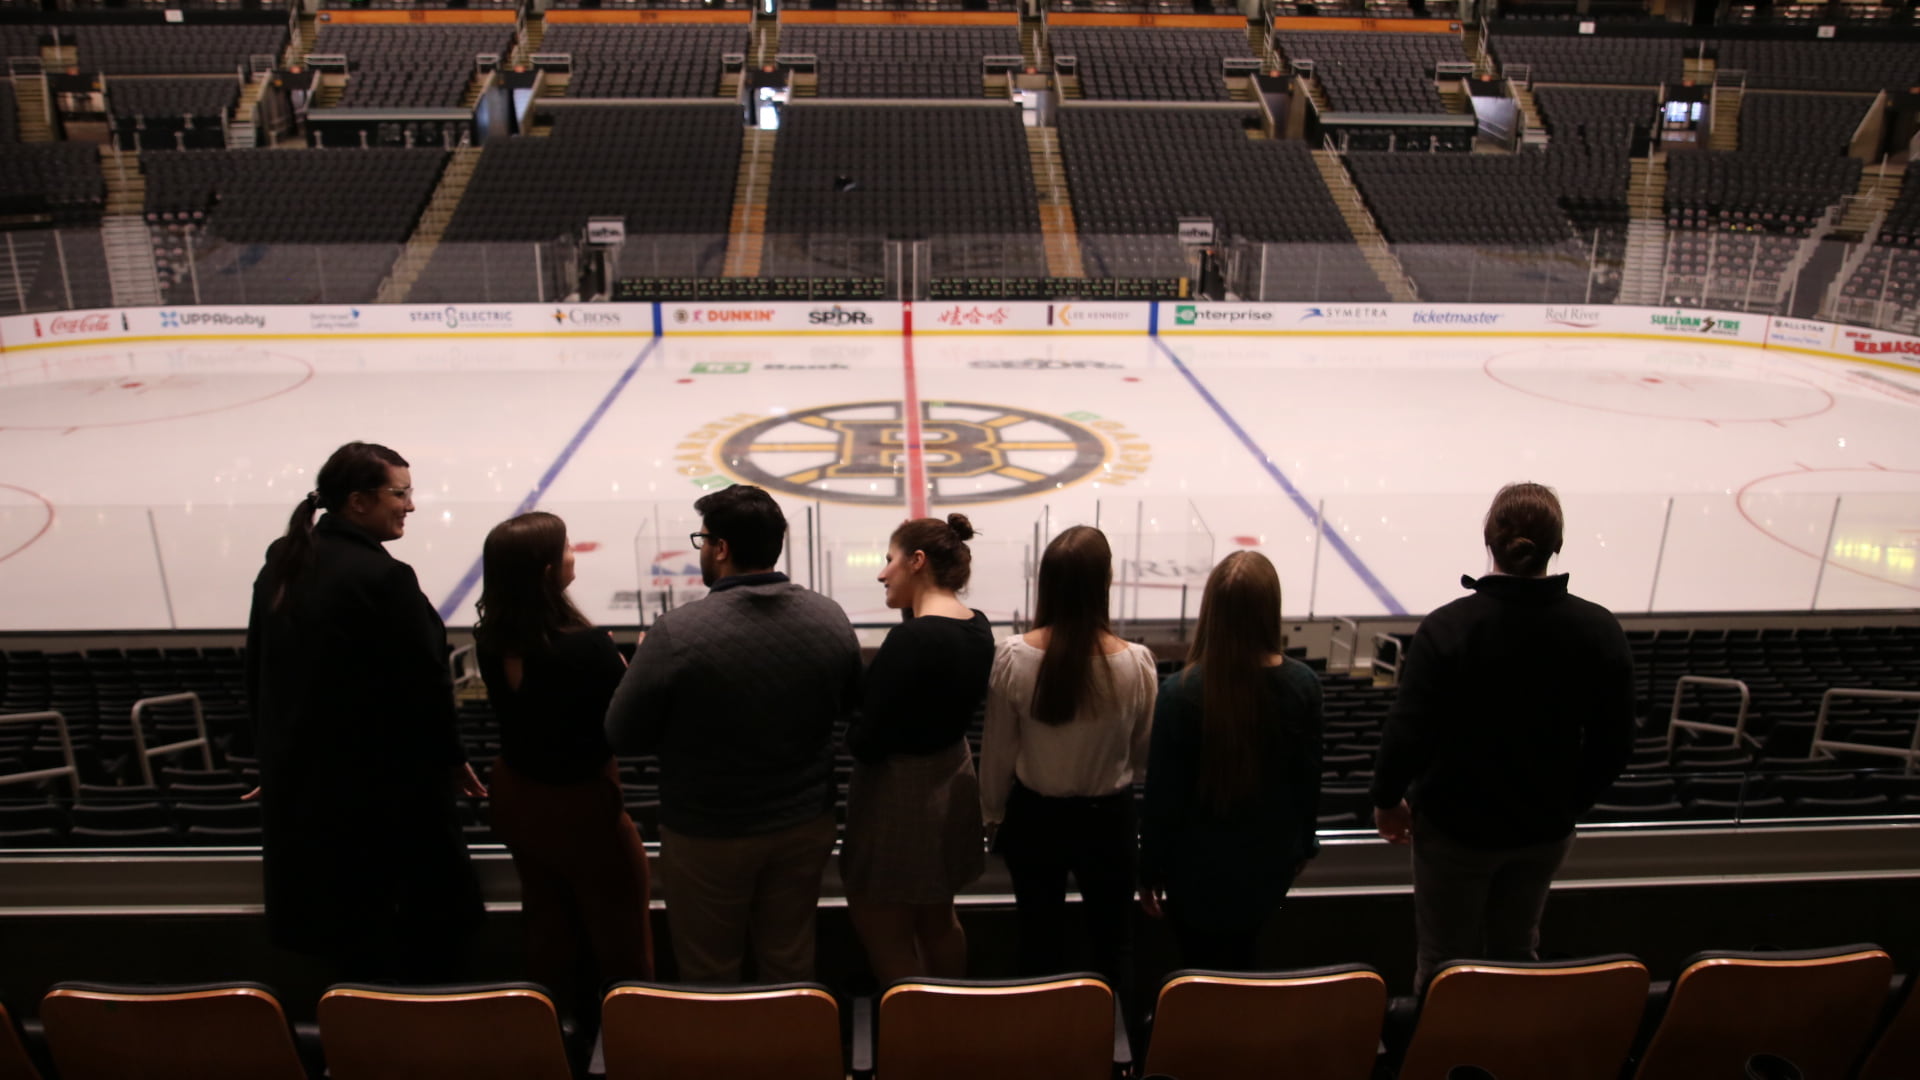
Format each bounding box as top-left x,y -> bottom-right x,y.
0,348 -> 314,431
715,401 -> 1109,506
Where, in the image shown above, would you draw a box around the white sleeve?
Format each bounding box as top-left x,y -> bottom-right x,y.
1126,647 -> 1157,785
980,642 -> 1022,826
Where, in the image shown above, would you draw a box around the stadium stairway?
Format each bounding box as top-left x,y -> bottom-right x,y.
752,20 -> 779,68
1311,149 -> 1419,302
513,14 -> 544,67
1022,18 -> 1045,73
39,40 -> 76,69
1511,81 -> 1547,149
1618,156 -> 1669,305
1300,72 -> 1328,114
12,73 -> 53,143
1439,80 -> 1471,116
1709,76 -> 1743,152
283,14 -> 317,71
376,146 -> 481,304
1027,125 -> 1084,279
229,73 -> 268,150
102,216 -> 162,307
722,128 -> 775,278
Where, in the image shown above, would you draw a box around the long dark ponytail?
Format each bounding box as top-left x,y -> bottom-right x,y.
1029,525 -> 1115,727
264,441 -> 408,611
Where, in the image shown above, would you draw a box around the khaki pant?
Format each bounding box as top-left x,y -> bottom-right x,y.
1411,820 -> 1575,992
658,812 -> 838,984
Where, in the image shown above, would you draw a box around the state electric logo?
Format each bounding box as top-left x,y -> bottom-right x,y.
690,401 -> 1119,505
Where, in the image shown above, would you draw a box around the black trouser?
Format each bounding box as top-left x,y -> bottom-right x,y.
997,780 -> 1136,1001
1167,900 -> 1273,972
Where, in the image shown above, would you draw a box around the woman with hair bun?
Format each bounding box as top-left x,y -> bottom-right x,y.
842,513 -> 994,984
1370,482 -> 1636,992
245,441 -> 486,980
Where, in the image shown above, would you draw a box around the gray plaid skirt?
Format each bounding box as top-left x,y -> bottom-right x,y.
840,739 -> 986,904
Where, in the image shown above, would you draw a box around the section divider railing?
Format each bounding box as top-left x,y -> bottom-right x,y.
1665,676 -> 1755,752
128,692 -> 214,789
1810,688 -> 1920,775
0,712 -> 81,795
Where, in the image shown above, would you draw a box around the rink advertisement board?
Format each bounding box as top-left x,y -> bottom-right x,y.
914,301 -> 1151,334
659,302 -> 904,334
0,304 -> 658,349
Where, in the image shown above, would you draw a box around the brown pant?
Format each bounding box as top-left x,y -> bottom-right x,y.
657,812 -> 838,984
489,757 -> 654,1009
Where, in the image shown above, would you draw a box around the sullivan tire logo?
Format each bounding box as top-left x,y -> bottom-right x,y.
703,401 -> 1114,505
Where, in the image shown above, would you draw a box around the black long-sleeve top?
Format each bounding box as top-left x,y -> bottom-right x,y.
847,610 -> 995,764
1370,573 -> 1637,849
1140,658 -> 1324,906
479,627 -> 625,785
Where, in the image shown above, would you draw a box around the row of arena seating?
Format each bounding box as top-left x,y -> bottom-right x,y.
0,144 -> 107,223
309,23 -> 515,109
784,26 -> 1019,99
1740,92 -> 1873,158
0,948 -> 1914,1078
1275,30 -> 1462,115
1052,26 -> 1250,102
1490,33 -> 1920,91
1840,170 -> 1920,313
540,24 -> 748,99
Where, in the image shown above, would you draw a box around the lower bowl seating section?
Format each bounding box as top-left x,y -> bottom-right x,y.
781,26 -> 1020,99
1711,39 -> 1920,92
108,77 -> 241,151
310,24 -> 516,109
1058,107 -> 1386,297
412,105 -> 741,302
0,83 -> 16,145
141,148 -> 446,304
539,25 -> 749,99
762,105 -> 1043,280
1739,91 -> 1874,157
74,24 -> 288,76
1490,34 -> 1681,85
1345,152 -> 1591,301
1274,30 -> 1462,114
1533,86 -> 1652,302
1837,170 -> 1920,318
0,143 -> 106,223
0,25 -> 43,64
0,226 -> 114,313
1048,27 -> 1249,102
1051,0 -> 1240,11
1661,151 -> 1859,308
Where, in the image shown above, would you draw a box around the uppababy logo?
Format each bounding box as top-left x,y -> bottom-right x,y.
160,310 -> 267,330
1298,305 -> 1389,324
1412,310 -> 1502,326
411,306 -> 514,330
808,305 -> 873,326
1650,310 -> 1741,337
1174,305 -> 1274,326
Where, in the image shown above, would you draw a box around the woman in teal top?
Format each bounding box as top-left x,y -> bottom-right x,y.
1140,550 -> 1324,971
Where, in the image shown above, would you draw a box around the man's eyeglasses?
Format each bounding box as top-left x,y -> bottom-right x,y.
690,532 -> 715,550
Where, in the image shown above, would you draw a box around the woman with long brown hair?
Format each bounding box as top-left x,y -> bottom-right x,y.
1138,550 -> 1323,970
980,525 -> 1156,995
474,511 -> 653,1013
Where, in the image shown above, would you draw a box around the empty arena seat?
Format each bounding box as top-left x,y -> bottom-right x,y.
1143,965 -> 1386,1080
317,983 -> 572,1080
1398,956 -> 1649,1080
1711,39 -> 1920,92
782,26 -> 1020,99
41,981 -> 306,1080
1274,30 -> 1464,114
1858,968 -> 1920,1080
876,975 -> 1117,1080
540,25 -> 748,99
1634,945 -> 1893,1080
600,982 -> 842,1080
310,23 -> 514,109
1049,27 -> 1249,102
72,24 -> 286,76
1740,92 -> 1874,157
1490,34 -> 1681,85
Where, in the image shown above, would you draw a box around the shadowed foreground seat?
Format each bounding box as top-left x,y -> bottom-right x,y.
600,981 -> 841,1080
1143,964 -> 1386,1080
40,981 -> 304,1080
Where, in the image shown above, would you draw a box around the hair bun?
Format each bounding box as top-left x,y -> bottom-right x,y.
1508,538 -> 1536,552
946,513 -> 976,541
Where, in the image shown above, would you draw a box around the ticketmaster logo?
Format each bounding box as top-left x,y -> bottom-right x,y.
1412,310 -> 1501,326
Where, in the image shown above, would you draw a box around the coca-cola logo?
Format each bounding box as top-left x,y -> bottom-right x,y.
47,313 -> 111,336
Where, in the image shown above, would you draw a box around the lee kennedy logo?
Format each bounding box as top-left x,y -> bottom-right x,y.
411,306 -> 514,330
553,308 -> 624,328
1650,310 -> 1741,337
1175,305 -> 1275,326
673,308 -> 775,325
1048,304 -> 1134,327
808,305 -> 873,326
34,312 -> 113,337
1545,306 -> 1602,328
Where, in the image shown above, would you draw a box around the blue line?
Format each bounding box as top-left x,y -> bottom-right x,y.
1152,337 -> 1407,616
652,300 -> 663,338
436,336 -> 662,621
1148,302 -> 1159,336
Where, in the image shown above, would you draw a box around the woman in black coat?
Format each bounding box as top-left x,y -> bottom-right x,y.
244,441 -> 486,980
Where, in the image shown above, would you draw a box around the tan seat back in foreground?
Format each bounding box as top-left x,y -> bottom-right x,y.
40,981 -> 305,1080
878,975 -> 1114,1080
601,981 -> 841,1080
317,982 -> 572,1080
1144,964 -> 1386,1080
1857,969 -> 1920,1080
1400,956 -> 1650,1080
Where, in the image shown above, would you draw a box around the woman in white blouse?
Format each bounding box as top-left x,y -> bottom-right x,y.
981,525 -> 1157,999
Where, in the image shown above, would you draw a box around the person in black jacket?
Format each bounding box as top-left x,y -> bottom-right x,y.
842,514 -> 994,985
1140,550 -> 1322,971
244,441 -> 486,980
475,511 -> 652,1016
1371,482 -> 1636,991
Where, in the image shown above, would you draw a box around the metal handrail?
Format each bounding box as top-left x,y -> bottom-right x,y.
1328,616 -> 1359,673
1811,687 -> 1920,775
1371,631 -> 1407,683
0,711 -> 81,794
449,643 -> 482,697
128,692 -> 213,789
1665,676 -> 1754,752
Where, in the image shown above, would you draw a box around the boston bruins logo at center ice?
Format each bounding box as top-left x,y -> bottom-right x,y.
709,401 -> 1121,505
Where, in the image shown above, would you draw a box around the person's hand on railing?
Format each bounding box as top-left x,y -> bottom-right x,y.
1375,800 -> 1413,845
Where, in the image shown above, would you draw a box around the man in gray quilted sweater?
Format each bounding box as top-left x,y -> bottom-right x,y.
606,484 -> 862,983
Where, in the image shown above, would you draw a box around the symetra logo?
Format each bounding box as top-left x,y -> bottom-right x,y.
411,306 -> 514,330
1175,305 -> 1274,326
1299,305 -> 1389,324
161,311 -> 267,330
1545,306 -> 1602,328
809,306 -> 873,326
554,308 -> 624,327
1412,310 -> 1502,326
310,308 -> 361,330
1650,310 -> 1742,337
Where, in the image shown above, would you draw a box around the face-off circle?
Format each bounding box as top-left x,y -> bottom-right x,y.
1737,467 -> 1920,593
0,348 -> 313,430
0,484 -> 55,565
1483,343 -> 1834,424
716,400 -> 1109,506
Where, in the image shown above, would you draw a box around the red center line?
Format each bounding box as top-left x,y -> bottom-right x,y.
901,313 -> 929,519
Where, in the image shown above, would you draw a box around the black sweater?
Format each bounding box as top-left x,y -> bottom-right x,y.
847,610 -> 994,764
1370,573 -> 1637,849
480,628 -> 625,785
